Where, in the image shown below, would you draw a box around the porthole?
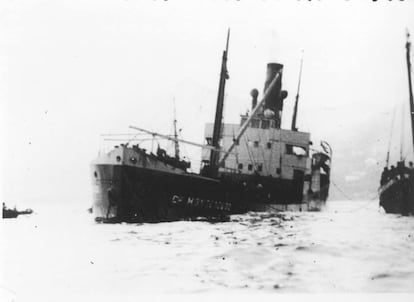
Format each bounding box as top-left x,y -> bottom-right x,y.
130,157 -> 137,164
94,171 -> 98,178
116,156 -> 121,162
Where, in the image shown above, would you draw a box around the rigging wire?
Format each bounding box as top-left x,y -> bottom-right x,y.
244,134 -> 256,168
101,133 -> 147,136
231,127 -> 240,168
330,180 -> 356,201
330,180 -> 380,213
104,138 -> 155,142
180,132 -> 195,173
126,133 -> 142,147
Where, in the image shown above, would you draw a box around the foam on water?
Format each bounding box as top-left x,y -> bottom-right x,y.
1,200 -> 414,301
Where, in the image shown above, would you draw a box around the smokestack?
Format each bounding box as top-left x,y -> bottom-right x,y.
264,63 -> 283,111
263,63 -> 288,128
264,63 -> 283,89
250,89 -> 259,110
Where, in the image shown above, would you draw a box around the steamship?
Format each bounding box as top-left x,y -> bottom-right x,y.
379,32 -> 414,216
91,31 -> 332,222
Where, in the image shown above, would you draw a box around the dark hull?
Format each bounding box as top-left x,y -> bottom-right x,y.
2,209 -> 19,219
379,176 -> 414,215
2,209 -> 33,219
92,164 -> 328,223
92,164 -> 239,223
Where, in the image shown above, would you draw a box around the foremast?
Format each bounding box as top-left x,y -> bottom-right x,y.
209,29 -> 230,178
406,30 -> 414,154
173,100 -> 180,159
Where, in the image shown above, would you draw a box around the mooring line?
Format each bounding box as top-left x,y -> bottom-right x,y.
330,179 -> 380,213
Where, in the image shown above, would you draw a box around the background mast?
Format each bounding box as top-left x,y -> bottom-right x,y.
291,51 -> 304,131
406,30 -> 414,154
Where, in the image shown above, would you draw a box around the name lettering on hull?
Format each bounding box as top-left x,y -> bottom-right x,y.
171,195 -> 231,211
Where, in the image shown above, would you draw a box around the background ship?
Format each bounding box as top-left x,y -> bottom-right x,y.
2,202 -> 33,219
91,31 -> 332,223
379,31 -> 414,215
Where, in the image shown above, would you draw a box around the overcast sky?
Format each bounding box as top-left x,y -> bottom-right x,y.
1,0 -> 414,206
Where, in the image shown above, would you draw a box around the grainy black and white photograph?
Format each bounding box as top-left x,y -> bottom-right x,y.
1,0 -> 414,301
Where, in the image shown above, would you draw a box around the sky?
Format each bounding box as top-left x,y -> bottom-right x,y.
1,0 -> 414,206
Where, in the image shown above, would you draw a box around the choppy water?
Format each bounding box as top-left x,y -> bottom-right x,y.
1,200 -> 414,301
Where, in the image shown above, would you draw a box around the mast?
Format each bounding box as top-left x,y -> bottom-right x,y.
291,52 -> 304,131
385,107 -> 397,167
406,30 -> 414,154
209,29 -> 230,177
400,107 -> 405,161
173,99 -> 180,159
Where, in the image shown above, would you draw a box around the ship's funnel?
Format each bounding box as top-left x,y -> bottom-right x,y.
250,89 -> 259,109
264,63 -> 283,91
263,63 -> 287,128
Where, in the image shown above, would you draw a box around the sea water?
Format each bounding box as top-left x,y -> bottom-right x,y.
1,200 -> 414,301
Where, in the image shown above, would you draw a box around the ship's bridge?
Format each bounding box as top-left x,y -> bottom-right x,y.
202,116 -> 311,181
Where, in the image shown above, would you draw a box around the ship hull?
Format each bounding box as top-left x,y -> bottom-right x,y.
92,164 -> 236,223
2,209 -> 19,219
219,172 -> 328,212
379,175 -> 414,215
91,162 -> 329,222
